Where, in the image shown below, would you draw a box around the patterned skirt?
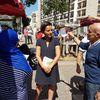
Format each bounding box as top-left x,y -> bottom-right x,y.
0,60 -> 32,100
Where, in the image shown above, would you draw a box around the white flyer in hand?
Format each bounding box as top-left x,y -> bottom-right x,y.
43,56 -> 53,66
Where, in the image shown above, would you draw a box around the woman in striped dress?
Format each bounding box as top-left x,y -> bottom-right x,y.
0,25 -> 32,100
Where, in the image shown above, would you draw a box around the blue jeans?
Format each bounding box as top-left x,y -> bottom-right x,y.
84,82 -> 100,100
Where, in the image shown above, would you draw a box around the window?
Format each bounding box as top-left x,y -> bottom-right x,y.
33,17 -> 36,23
70,12 -> 74,17
82,9 -> 86,16
71,4 -> 74,10
98,0 -> 100,3
32,13 -> 36,18
97,6 -> 100,13
78,3 -> 81,9
82,1 -> 86,8
60,15 -> 63,19
64,14 -> 67,18
70,19 -> 73,22
70,0 -> 75,3
77,11 -> 81,17
98,9 -> 100,13
55,16 -> 59,20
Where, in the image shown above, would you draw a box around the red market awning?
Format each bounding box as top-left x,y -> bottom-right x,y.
0,4 -> 26,18
0,0 -> 18,6
80,16 -> 100,27
0,0 -> 26,18
66,16 -> 100,31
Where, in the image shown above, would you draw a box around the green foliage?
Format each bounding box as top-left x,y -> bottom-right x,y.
43,0 -> 68,15
22,17 -> 31,27
24,0 -> 37,7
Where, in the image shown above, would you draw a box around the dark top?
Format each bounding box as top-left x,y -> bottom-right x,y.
53,30 -> 59,37
79,41 -> 100,84
35,37 -> 60,85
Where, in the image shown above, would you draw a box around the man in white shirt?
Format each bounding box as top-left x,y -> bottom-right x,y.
59,27 -> 67,57
28,27 -> 33,44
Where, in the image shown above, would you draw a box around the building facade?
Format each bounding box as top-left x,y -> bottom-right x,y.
30,0 -> 100,35
41,0 -> 100,24
39,0 -> 99,36
30,0 -> 41,30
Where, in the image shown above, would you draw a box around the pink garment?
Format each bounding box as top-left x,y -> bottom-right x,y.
24,28 -> 28,37
36,32 -> 43,39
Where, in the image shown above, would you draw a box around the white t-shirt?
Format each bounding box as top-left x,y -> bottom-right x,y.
28,30 -> 33,36
59,27 -> 67,37
79,36 -> 89,62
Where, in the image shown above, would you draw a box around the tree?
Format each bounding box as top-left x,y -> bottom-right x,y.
19,0 -> 36,28
23,0 -> 37,7
42,0 -> 68,22
22,17 -> 31,27
11,0 -> 36,32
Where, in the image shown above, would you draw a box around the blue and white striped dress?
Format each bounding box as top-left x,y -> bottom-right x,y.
0,28 -> 32,100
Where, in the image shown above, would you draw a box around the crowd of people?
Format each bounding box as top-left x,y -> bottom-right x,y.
0,16 -> 100,100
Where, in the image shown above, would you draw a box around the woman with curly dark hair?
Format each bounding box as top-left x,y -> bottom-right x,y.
34,21 -> 60,100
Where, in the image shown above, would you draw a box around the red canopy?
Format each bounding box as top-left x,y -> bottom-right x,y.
80,16 -> 100,27
0,0 -> 26,17
0,0 -> 17,6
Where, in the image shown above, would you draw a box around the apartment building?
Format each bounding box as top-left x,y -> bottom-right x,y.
29,0 -> 99,55
29,0 -> 41,31
41,0 -> 100,24
30,0 -> 100,34
39,0 -> 99,36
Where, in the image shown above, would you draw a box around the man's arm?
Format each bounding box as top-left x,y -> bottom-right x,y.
76,50 -> 83,74
68,31 -> 81,45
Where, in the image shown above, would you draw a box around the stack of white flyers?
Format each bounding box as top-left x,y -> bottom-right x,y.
43,56 -> 53,66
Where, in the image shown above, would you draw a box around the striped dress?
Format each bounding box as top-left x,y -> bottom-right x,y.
0,28 -> 32,100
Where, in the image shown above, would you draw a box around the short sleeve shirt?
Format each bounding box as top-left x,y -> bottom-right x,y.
36,37 -> 60,60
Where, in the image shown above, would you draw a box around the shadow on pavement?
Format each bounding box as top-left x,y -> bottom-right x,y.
60,75 -> 84,100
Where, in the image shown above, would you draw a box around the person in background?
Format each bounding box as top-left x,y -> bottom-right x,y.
35,30 -> 43,40
58,24 -> 67,57
53,25 -> 59,38
27,26 -> 33,44
0,24 -> 32,100
24,26 -> 28,44
34,21 -> 60,100
68,22 -> 100,100
17,30 -> 23,42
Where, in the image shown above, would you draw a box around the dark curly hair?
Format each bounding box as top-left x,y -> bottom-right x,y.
40,21 -> 52,33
